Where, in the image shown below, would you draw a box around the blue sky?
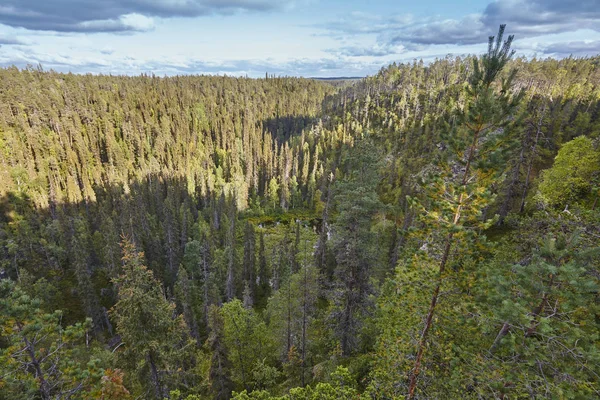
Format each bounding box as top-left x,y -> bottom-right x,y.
0,0 -> 599,77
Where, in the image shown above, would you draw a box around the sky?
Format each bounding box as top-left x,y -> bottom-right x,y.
0,0 -> 599,77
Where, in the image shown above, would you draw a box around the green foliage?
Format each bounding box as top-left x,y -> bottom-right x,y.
0,280 -> 106,400
220,299 -> 278,391
231,366 -> 359,400
476,211 -> 600,398
207,304 -> 234,400
110,238 -> 194,399
329,138 -> 383,355
268,178 -> 281,210
265,262 -> 319,388
537,136 -> 600,208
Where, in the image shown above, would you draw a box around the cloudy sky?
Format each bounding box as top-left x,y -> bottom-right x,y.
0,0 -> 599,77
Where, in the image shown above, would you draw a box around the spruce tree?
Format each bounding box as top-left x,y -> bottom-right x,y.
207,305 -> 234,400
110,238 -> 192,399
330,137 -> 382,355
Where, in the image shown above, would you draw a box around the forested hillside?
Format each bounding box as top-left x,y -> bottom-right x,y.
1,27 -> 599,399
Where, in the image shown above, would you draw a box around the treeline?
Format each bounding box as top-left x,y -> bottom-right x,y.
1,26 -> 600,399
0,70 -> 338,210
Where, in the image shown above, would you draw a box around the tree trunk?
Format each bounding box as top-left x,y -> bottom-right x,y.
301,261 -> 308,387
490,274 -> 555,352
498,140 -> 526,225
287,276 -> 292,355
148,351 -> 163,400
226,260 -> 234,301
489,322 -> 511,353
19,325 -> 51,400
316,179 -> 332,275
407,127 -> 479,399
520,104 -> 546,212
203,246 -> 210,329
390,207 -> 413,269
407,233 -> 453,399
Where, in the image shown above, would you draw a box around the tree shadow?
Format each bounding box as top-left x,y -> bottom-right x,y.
261,114 -> 320,142
0,174 -> 208,325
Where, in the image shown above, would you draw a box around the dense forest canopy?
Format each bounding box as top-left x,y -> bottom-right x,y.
1,26 -> 600,399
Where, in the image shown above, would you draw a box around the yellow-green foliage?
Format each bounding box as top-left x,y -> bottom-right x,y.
537,136 -> 600,208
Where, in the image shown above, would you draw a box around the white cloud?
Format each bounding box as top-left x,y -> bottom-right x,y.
75,14 -> 156,33
318,0 -> 600,54
0,0 -> 296,32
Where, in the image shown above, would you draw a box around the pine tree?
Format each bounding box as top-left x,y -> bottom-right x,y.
482,225 -> 600,397
405,25 -> 523,398
0,280 -> 104,400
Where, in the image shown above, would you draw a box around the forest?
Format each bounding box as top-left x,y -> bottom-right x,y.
1,26 -> 599,399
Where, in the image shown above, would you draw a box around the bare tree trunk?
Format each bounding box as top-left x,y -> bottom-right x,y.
489,322 -> 510,353
341,300 -> 351,355
498,143 -> 526,225
148,351 -> 163,400
226,210 -> 236,300
520,104 -> 546,212
316,179 -> 332,274
18,322 -> 51,400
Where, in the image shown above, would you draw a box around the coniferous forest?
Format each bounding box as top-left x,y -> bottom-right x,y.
1,26 -> 600,399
